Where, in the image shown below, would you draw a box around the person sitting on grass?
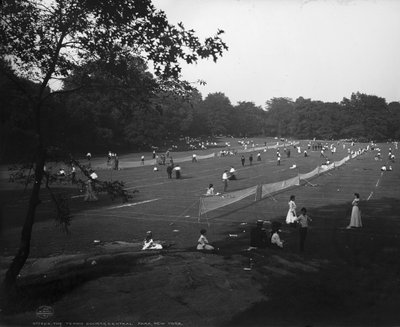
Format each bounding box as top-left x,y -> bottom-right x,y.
228,166 -> 237,180
270,221 -> 284,249
206,184 -> 215,196
197,229 -> 214,251
173,164 -> 181,179
142,231 -> 163,250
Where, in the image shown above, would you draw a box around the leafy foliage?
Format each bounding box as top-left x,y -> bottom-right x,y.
0,0 -> 228,291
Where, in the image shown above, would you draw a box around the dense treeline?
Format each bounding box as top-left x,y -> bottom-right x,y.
1,60 -> 400,162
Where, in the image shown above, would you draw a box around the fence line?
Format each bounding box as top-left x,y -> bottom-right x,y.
199,151 -> 365,216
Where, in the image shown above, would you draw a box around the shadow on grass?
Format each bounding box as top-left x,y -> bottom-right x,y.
223,196 -> 400,326
1,251 -> 164,315
1,196 -> 400,325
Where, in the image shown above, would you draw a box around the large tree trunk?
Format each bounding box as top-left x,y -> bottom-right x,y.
1,146 -> 46,296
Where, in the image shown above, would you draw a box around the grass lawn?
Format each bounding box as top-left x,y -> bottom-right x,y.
1,137 -> 399,326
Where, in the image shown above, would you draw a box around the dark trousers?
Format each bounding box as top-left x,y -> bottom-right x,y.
299,227 -> 308,252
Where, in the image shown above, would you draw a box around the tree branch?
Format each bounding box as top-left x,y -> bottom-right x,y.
41,85 -> 86,102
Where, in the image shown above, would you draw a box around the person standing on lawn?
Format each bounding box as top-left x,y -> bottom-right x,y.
286,195 -> 297,225
347,193 -> 362,228
222,170 -> 229,192
166,163 -> 173,179
295,207 -> 312,252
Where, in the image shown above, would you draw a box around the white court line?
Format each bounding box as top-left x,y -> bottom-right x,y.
375,174 -> 382,187
125,182 -> 165,190
107,198 -> 159,210
80,211 -> 243,226
367,191 -> 374,201
71,194 -> 85,198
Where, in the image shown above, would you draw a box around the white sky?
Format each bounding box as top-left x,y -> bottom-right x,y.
153,0 -> 400,107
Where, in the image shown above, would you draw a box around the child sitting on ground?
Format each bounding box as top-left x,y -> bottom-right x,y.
197,229 -> 214,251
206,184 -> 215,196
270,221 -> 284,248
142,231 -> 163,250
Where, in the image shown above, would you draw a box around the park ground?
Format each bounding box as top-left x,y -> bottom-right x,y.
0,137 -> 400,327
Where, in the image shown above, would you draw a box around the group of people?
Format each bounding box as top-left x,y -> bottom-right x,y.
249,190 -> 363,253
141,229 -> 214,251
166,163 -> 181,179
138,141 -> 398,260
286,192 -> 362,234
142,191 -> 363,254
250,220 -> 289,250
107,151 -> 119,170
49,164 -> 76,184
283,195 -> 313,251
240,154 -> 255,166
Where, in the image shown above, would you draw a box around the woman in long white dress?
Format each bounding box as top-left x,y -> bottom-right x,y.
286,195 -> 297,224
347,193 -> 362,228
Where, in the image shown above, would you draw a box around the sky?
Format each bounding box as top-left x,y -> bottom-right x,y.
152,0 -> 400,108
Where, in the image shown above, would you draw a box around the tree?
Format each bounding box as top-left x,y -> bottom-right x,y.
265,97 -> 294,137
0,62 -> 37,161
0,0 -> 227,295
388,102 -> 400,139
61,55 -> 161,151
199,92 -> 233,136
291,98 -> 342,140
157,88 -> 202,139
231,101 -> 266,137
341,93 -> 391,140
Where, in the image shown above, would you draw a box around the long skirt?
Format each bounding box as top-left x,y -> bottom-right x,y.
286,209 -> 296,224
349,206 -> 362,227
